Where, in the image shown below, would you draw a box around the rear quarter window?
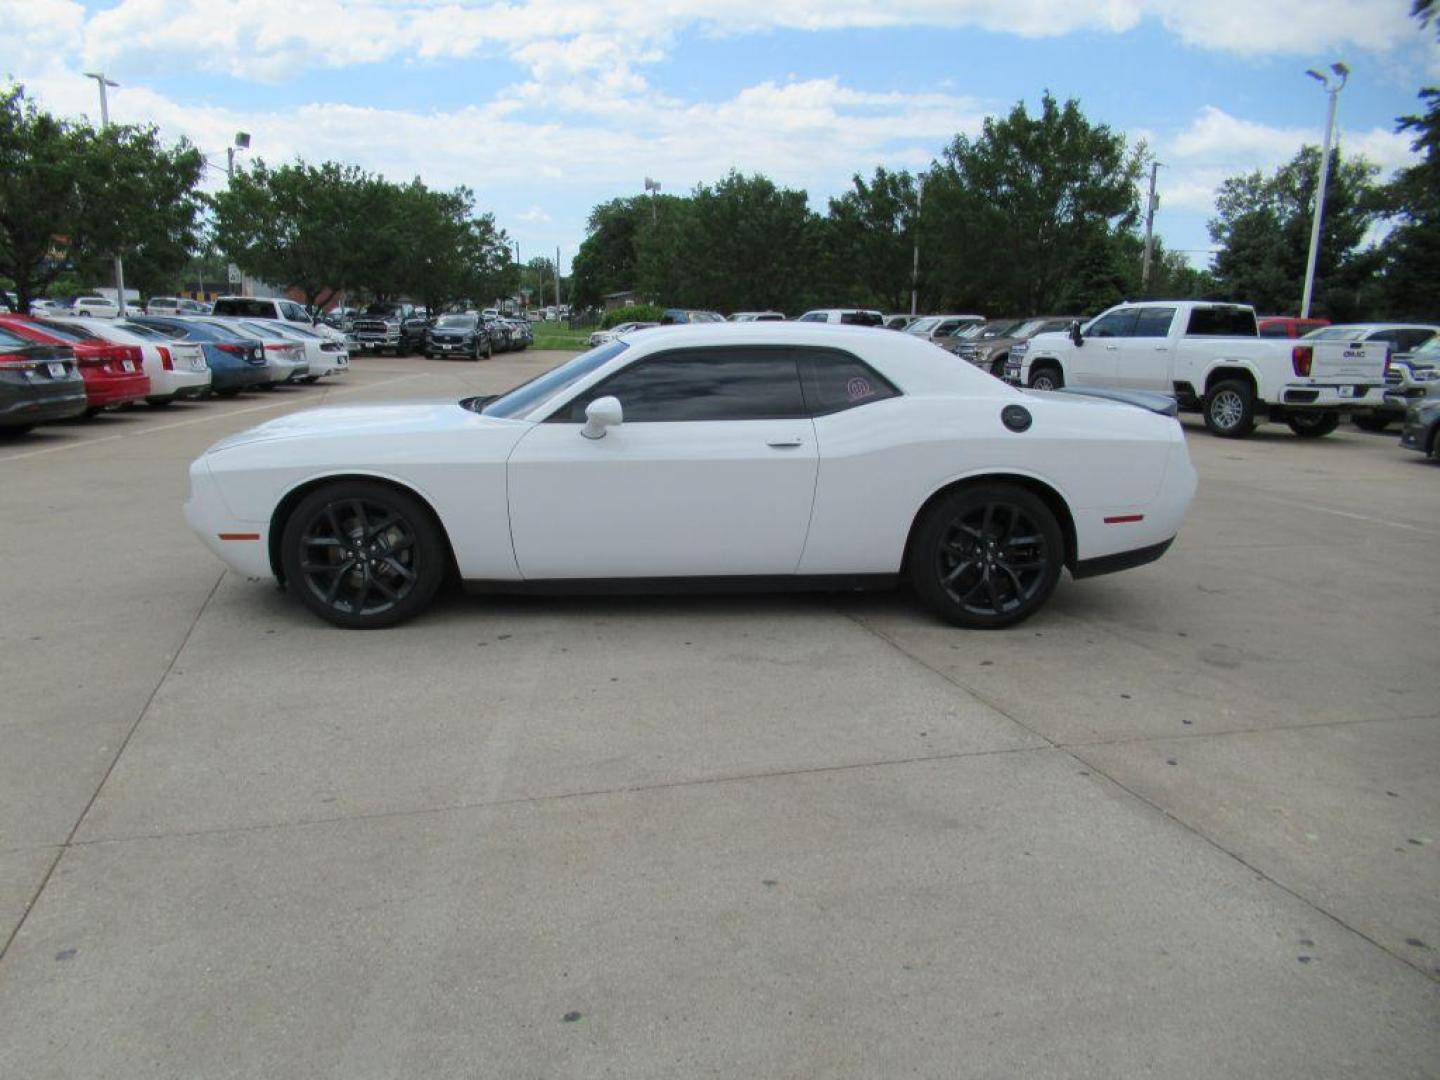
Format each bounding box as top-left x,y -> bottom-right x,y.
1185,307 -> 1257,336
797,349 -> 900,415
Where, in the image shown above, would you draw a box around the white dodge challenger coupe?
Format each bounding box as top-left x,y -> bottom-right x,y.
186,323 -> 1197,629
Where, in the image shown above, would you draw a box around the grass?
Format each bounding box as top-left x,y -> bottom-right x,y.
529,321 -> 592,350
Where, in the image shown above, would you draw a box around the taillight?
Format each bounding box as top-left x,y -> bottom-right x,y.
158,346 -> 173,371
1291,345 -> 1313,377
216,343 -> 245,355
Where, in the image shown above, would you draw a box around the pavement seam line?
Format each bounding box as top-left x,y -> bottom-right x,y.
1059,710 -> 1440,749
0,569 -> 225,967
838,608 -> 1440,987
68,743 -> 1057,849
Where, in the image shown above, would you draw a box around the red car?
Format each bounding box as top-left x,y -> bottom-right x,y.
1258,316 -> 1330,339
0,315 -> 149,415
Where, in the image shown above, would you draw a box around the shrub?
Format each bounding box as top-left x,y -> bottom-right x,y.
603,303 -> 664,329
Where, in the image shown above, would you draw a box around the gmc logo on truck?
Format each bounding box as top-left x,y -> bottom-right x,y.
1343,349 -> 1364,358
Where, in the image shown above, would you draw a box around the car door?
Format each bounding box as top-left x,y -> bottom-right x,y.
1071,308 -> 1137,385
506,346 -> 819,579
1112,305 -> 1177,390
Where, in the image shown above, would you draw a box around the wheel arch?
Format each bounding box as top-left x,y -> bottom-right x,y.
1203,363 -> 1259,396
267,471 -> 460,585
903,472 -> 1078,573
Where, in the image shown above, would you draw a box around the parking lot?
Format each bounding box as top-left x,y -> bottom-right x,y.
1,350 -> 1437,1077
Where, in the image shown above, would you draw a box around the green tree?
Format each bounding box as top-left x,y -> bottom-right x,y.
1373,89 -> 1440,319
822,167 -> 920,312
0,83 -> 204,311
570,196 -> 648,308
921,94 -> 1143,315
1207,146 -> 1380,315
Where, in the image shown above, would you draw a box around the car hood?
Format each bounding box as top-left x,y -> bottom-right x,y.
204,399 -> 514,453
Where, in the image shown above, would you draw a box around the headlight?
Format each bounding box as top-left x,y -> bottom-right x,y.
1413,367 -> 1440,382
976,346 -> 994,361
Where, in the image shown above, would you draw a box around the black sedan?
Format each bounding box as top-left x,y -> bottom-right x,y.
0,327 -> 87,434
424,313 -> 492,361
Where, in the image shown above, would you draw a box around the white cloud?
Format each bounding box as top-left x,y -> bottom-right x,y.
1160,105 -> 1416,217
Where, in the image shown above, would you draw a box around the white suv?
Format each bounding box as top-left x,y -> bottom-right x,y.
795,309 -> 884,326
211,296 -> 345,342
72,295 -> 120,318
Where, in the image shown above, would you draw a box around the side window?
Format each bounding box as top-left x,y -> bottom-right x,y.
554,348 -> 805,422
1186,306 -> 1257,336
797,349 -> 900,416
1258,321 -> 1289,338
1087,309 -> 1139,338
1132,307 -> 1177,338
798,312 -> 826,323
281,302 -> 307,321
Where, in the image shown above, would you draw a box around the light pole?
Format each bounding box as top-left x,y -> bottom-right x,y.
1140,159 -> 1163,293
910,173 -> 927,318
83,72 -> 127,315
226,131 -> 251,180
1300,62 -> 1349,319
644,177 -> 661,227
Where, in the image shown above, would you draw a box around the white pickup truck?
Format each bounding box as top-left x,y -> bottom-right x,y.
1005,300 -> 1388,437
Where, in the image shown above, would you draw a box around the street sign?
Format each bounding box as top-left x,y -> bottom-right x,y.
227,263 -> 243,285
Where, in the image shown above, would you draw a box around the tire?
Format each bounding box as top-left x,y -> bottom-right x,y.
216,389 -> 240,398
83,407 -> 102,419
990,356 -> 1008,379
471,340 -> 483,362
281,480 -> 447,629
1352,413 -> 1392,433
909,483 -> 1064,630
3,424 -> 35,436
1203,378 -> 1256,438
1286,411 -> 1340,438
1028,365 -> 1063,392
147,397 -> 174,408
300,376 -> 319,385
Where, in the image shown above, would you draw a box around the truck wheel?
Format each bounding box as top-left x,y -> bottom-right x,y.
990,356 -> 1008,378
1203,379 -> 1256,438
1286,411 -> 1340,438
1029,365 -> 1063,392
1352,413 -> 1392,433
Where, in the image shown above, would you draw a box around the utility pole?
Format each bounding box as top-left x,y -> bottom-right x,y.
1141,160 -> 1162,293
644,177 -> 661,227
224,132 -> 250,295
555,246 -> 563,310
1301,63 -> 1349,319
910,176 -> 924,318
83,72 -> 127,316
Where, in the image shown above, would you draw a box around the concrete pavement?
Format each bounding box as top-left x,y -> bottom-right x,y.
1,352 -> 1436,1077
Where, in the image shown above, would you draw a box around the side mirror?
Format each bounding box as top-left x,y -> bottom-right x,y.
1069,320 -> 1084,347
581,396 -> 623,440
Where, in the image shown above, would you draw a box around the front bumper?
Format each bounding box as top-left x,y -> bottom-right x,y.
1399,414 -> 1438,456
185,457 -> 274,579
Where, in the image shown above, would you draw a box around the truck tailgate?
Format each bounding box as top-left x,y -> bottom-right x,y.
1312,342 -> 1385,381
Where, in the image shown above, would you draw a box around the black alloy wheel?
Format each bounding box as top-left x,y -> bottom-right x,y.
911,483 -> 1064,629
1352,413 -> 1392,433
281,481 -> 446,628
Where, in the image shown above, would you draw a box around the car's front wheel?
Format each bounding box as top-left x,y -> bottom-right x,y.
1028,365 -> 1063,392
910,483 -> 1064,629
281,481 -> 447,628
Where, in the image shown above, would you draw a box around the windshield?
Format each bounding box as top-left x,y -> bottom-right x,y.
363,304 -> 401,316
907,317 -> 940,333
483,341 -> 629,419
194,319 -> 258,342
436,314 -> 477,328
975,320 -> 1022,339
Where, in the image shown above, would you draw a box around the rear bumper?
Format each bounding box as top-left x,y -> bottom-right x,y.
0,386 -> 88,426
1072,537 -> 1175,579
82,372 -> 150,408
1277,383 -> 1385,410
209,365 -> 270,392
148,367 -> 212,401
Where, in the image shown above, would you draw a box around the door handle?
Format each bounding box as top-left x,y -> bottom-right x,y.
1105,344 -> 1118,350
1155,346 -> 1168,351
766,437 -> 804,448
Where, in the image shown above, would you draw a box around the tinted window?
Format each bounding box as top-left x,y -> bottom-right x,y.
1396,329 -> 1437,352
485,341 -> 629,418
1132,307 -> 1177,338
1258,321 -> 1290,338
797,349 -> 899,415
29,320 -> 96,343
797,312 -> 826,323
1185,306 -> 1257,336
840,311 -> 883,327
555,348 -> 805,422
280,302 -> 308,321
213,299 -> 271,318
1087,309 -> 1138,338
0,327 -> 31,350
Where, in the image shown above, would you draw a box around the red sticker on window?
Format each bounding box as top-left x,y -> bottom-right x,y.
845,376 -> 874,401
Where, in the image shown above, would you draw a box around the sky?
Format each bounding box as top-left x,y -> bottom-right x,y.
3,0 -> 1437,280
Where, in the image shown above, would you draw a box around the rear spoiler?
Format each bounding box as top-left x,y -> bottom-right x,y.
1055,386 -> 1178,418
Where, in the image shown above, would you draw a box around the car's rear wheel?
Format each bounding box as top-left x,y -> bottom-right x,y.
910,483 -> 1064,629
1028,365 -> 1062,392
1203,379 -> 1256,438
1352,413 -> 1392,432
471,340 -> 483,361
281,481 -> 446,628
1286,411 -> 1340,438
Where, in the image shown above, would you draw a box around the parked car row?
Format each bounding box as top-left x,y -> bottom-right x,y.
0,312 -> 351,437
